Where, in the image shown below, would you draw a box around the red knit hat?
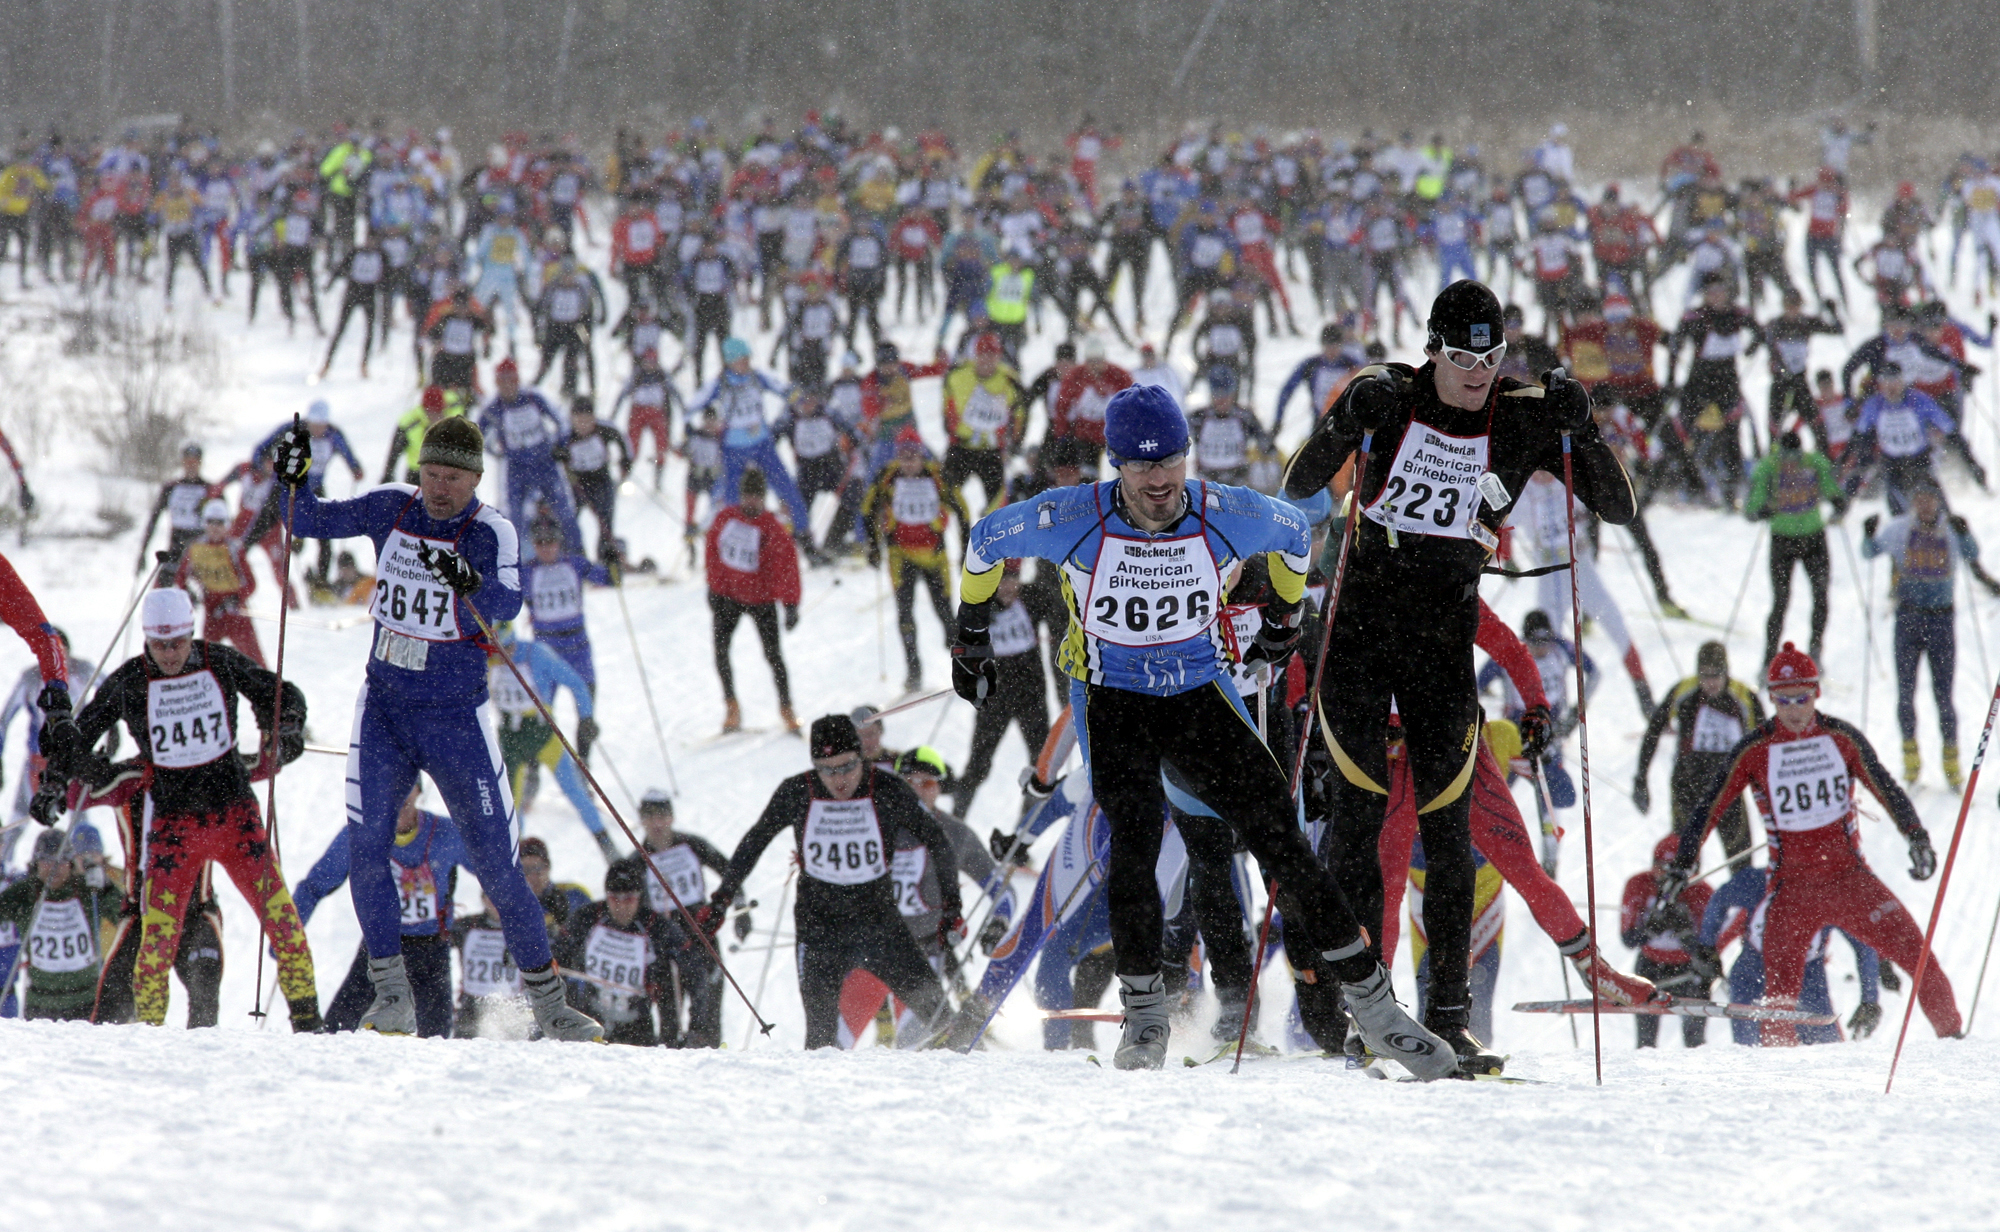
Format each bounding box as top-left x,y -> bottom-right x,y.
495,357 -> 520,379
1766,642 -> 1819,689
422,385 -> 446,412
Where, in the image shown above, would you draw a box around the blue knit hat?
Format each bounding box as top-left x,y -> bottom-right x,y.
1104,384 -> 1189,465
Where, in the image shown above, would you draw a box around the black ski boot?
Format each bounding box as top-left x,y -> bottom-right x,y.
1293,974 -> 1349,1055
1210,984 -> 1258,1043
1425,1003 -> 1505,1077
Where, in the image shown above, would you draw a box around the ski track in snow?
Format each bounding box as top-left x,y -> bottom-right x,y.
3,191 -> 2000,1229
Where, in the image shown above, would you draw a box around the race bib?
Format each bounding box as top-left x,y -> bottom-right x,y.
849,236 -> 882,267
628,219 -> 656,250
28,898 -> 96,973
487,662 -> 536,717
376,628 -> 430,672
962,386 -> 1012,444
989,600 -> 1038,658
460,928 -> 520,997
891,477 -> 941,526
147,671 -> 233,769
1365,423 -> 1489,540
716,519 -> 763,573
1072,387 -> 1110,424
567,435 -> 608,473
646,845 -> 708,914
1207,324 -> 1244,356
549,287 -> 584,322
372,530 -> 462,642
502,405 -> 550,450
396,861 -> 439,928
1877,408 -> 1925,456
1191,235 -> 1225,267
1083,533 -> 1222,648
1767,734 -> 1850,832
583,924 -> 648,994
890,846 -> 929,917
1776,338 -> 1810,375
351,251 -> 384,283
1698,331 -> 1741,360
801,798 -> 886,885
1690,704 -> 1744,754
792,417 -> 838,458
1197,416 -> 1249,471
530,562 -> 584,626
1220,602 -> 1266,696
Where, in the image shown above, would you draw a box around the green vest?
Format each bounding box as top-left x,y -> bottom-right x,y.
986,264 -> 1033,325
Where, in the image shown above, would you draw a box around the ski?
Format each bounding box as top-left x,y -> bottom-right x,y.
1041,1008 -> 1122,1022
1397,1072 -> 1551,1086
1181,1039 -> 1283,1066
1512,996 -> 1837,1025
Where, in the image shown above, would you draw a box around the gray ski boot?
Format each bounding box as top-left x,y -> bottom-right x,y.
1113,973 -> 1170,1070
360,955 -> 418,1036
522,964 -> 606,1042
1331,945 -> 1457,1081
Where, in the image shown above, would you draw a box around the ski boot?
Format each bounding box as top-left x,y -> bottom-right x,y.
288,995 -> 324,1035
722,699 -> 743,734
360,955 -> 418,1036
780,705 -> 802,735
1424,1003 -> 1506,1077
1330,942 -> 1456,1081
1210,984 -> 1257,1044
1293,974 -> 1350,1055
1113,973 -> 1170,1070
903,668 -> 924,696
1658,598 -> 1690,620
592,829 -> 620,863
1559,929 -> 1658,1006
522,964 -> 605,1042
1944,744 -> 1963,792
943,992 -> 995,1053
1903,739 -> 1921,785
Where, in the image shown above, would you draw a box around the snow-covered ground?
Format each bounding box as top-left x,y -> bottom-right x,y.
2,187 -> 1999,1230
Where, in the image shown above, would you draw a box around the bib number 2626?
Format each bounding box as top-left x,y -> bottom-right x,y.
1090,589 -> 1210,636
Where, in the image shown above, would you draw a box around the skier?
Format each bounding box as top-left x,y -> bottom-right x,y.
319,233 -> 387,378
271,415 -> 603,1040
686,339 -> 813,537
610,347 -> 680,492
172,499 -> 265,666
952,382 -> 1456,1076
551,396 -> 630,561
1700,862 -> 1882,1046
1281,279 -> 1634,1075
520,517 -> 612,704
1745,430 -> 1847,667
47,587 -> 319,1030
940,333 -> 1028,517
1664,644 -> 1960,1047
292,785 -> 469,1038
380,385 -> 467,486
1635,641 -> 1766,871
0,829 -> 120,1020
1620,836 -> 1719,1048
253,401 -> 366,586
1862,480 -> 1995,788
1186,369 -> 1274,489
951,562 -> 1061,822
553,856 -> 684,1047
478,359 -> 585,554
1841,361 -> 1963,514
1272,324 -> 1366,434
703,467 -> 802,735
450,891 -> 526,1039
1666,271 -> 1764,507
865,429 -> 969,695
136,442 -> 213,581
486,622 -> 614,862
636,791 -> 729,1048
703,714 -> 962,1050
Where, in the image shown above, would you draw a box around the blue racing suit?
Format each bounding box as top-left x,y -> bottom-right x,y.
687,367 -> 810,532
478,388 -> 583,552
520,552 -> 611,689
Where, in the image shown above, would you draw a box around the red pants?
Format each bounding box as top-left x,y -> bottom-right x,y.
201,603 -> 265,666
1378,739 -> 1585,958
136,796 -> 314,1025
1760,855 -> 1960,1045
1239,243 -> 1293,313
628,405 -> 671,468
81,227 -> 117,284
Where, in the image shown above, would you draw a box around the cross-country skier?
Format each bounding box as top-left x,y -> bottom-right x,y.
478,359 -> 585,554
1635,641 -> 1766,871
553,856 -> 684,1046
270,415 -> 603,1041
637,791 -> 729,1048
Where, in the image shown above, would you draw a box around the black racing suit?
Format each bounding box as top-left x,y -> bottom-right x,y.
711,766 -> 961,1048
553,900 -> 685,1047
953,577 -> 1063,819
1635,676 -> 1766,871
1283,360 -> 1635,1034
641,832 -> 731,1047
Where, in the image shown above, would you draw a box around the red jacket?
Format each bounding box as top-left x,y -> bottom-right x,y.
0,553 -> 66,686
1476,600 -> 1548,711
1051,364 -> 1134,445
704,506 -> 801,607
1621,871 -> 1714,965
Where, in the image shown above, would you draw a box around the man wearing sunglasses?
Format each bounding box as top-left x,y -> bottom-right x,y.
1664,643 -> 1961,1047
948,384 -> 1454,1076
704,714 -> 961,1049
1280,279 -> 1635,1075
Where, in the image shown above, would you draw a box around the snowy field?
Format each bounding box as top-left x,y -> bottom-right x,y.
2,187 -> 2000,1230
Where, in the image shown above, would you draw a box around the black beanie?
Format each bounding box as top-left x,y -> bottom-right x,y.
1427,280 -> 1505,352
604,856 -> 647,895
810,714 -> 862,760
420,416 -> 485,473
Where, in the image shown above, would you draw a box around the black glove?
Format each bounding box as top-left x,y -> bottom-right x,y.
277,719 -> 305,766
38,715 -> 83,777
1863,513 -> 1880,539
950,626 -> 997,706
783,603 -> 799,631
1239,604 -> 1302,667
37,682 -> 71,723
415,542 -> 482,595
989,827 -> 1021,862
1848,1000 -> 1883,1039
1539,368 -> 1592,430
271,420 -> 315,487
1018,766 -> 1054,800
1948,513 -> 1971,537
694,896 -> 729,937
1880,963 -> 1903,994
866,539 -> 883,569
576,715 -> 600,762
1687,942 -> 1723,986
978,915 -> 1007,956
19,485 -> 33,515
1908,830 -> 1937,880
1632,776 -> 1652,815
938,913 -> 967,949
1343,370 -> 1404,432
1655,865 -> 1692,906
1518,703 -> 1555,762
733,910 -> 754,942
28,778 -> 65,825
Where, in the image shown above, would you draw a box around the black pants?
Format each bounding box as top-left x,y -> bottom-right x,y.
323,934 -> 455,1037
535,321 -> 594,396
1670,754 -> 1752,872
1625,509 -> 1678,606
1766,531 -> 1830,666
274,247 -> 322,328
895,253 -> 935,317
1105,236 -> 1152,321
788,337 -> 828,391
325,287 -> 379,370
1171,807 -> 1256,998
690,294 -> 731,382
668,943 -> 724,1048
1635,955 -> 1709,1047
710,592 -> 791,708
572,470 -> 618,558
1744,248 -> 1796,308
93,903 -> 223,1027
942,444 -> 1007,516
1768,371 -> 1814,439
845,277 -> 886,354
956,654 -> 1051,817
1080,680 -> 1362,977
164,232 -> 211,299
893,557 -> 954,681
798,913 -> 945,1049
1318,579 -> 1479,1019
1895,608 -> 1958,744
797,453 -> 844,510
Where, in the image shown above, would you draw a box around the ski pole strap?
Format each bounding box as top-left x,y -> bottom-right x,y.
1482,562 -> 1571,578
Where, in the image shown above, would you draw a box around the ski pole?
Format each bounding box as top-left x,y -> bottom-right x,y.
1963,571 -> 1993,697
1855,528 -> 1877,727
875,558 -> 887,681
252,462 -> 299,1026
741,862 -> 797,1050
458,592 -> 774,1036
870,687 -> 954,722
1562,424 -> 1605,1086
1617,525 -> 1684,679
1886,667 -> 2000,1093
613,575 -> 680,796
1234,433 -> 1371,1073
963,854 -> 1104,1052
1962,888 -> 2000,1038
1530,759 -> 1579,1049
1721,525 -> 1767,646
